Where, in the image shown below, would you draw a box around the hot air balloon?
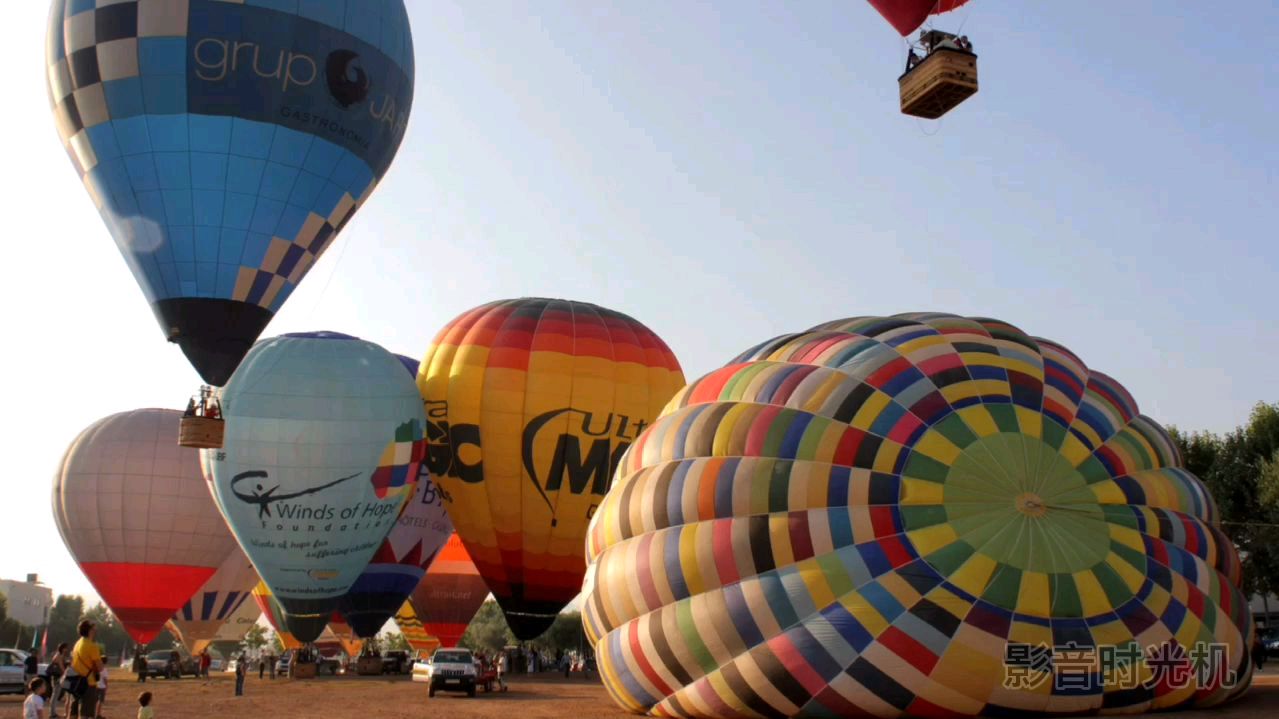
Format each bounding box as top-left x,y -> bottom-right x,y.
207,592 -> 262,652
207,331 -> 426,642
418,298 -> 685,639
869,1 -> 979,118
394,601 -> 441,656
170,546 -> 259,655
584,313 -> 1254,717
252,580 -> 301,651
44,0 -> 414,387
337,355 -> 453,638
326,612 -> 364,657
409,534 -> 490,648
53,409 -> 240,645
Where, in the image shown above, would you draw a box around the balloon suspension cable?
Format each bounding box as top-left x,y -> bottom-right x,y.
916,116 -> 944,136
304,232 -> 356,324
1220,520 -> 1279,529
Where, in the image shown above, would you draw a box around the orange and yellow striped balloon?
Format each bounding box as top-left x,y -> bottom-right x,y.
418,298 -> 684,638
394,601 -> 442,656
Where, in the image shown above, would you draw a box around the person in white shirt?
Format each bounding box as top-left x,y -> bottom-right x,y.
95,668 -> 108,719
24,677 -> 48,719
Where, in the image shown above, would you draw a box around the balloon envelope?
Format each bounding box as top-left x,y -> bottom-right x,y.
867,0 -> 972,36
339,472 -> 452,637
44,0 -> 415,385
418,297 -> 685,639
408,534 -> 489,648
251,580 -> 300,651
207,331 -> 427,642
170,545 -> 259,651
53,408 -> 239,644
337,354 -> 451,637
206,591 -> 262,650
394,601 -> 441,655
584,313 -> 1253,717
326,612 -> 363,657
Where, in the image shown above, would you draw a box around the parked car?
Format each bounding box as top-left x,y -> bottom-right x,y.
145,650 -> 199,678
1262,629 -> 1279,659
425,648 -> 477,698
315,651 -> 342,676
275,651 -> 292,677
0,649 -> 28,695
382,650 -> 413,675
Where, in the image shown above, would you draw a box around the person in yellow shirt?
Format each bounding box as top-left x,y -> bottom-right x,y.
136,691 -> 154,719
69,620 -> 103,719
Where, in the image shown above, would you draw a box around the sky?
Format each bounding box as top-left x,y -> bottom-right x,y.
3,1 -> 1276,614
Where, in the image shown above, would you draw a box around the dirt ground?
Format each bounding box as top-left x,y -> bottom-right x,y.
3,670 -> 1276,718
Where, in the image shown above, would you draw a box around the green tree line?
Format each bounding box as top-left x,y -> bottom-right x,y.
1169,401 -> 1279,602
458,600 -> 587,655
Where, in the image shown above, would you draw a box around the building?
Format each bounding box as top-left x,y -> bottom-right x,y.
0,574 -> 54,628
1252,593 -> 1278,633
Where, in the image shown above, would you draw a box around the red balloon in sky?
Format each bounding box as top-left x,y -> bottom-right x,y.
866,0 -> 971,36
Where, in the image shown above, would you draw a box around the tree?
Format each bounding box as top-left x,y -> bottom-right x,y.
243,624 -> 268,652
531,613 -> 584,655
268,631 -> 283,654
381,632 -> 409,652
0,593 -> 27,648
459,601 -> 515,653
45,595 -> 85,652
1171,402 -> 1279,600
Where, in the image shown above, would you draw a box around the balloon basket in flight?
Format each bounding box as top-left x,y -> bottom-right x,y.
178,387 -> 224,449
899,32 -> 979,119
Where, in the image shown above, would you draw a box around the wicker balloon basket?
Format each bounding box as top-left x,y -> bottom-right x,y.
178,416 -> 224,449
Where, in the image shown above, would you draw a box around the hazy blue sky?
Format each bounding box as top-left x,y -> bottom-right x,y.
5,1 -> 1276,610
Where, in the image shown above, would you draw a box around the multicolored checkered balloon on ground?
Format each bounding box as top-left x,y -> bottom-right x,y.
584,313 -> 1253,717
44,0 -> 414,385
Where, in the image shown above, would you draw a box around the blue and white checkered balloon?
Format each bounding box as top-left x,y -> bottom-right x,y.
45,0 -> 415,385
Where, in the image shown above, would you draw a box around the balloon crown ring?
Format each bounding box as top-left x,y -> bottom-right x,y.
1014,492 -> 1048,518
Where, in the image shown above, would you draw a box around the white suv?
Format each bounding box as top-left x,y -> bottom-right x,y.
425,648 -> 477,698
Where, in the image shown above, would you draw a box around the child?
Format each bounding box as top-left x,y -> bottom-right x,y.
24,677 -> 48,719
95,667 -> 108,719
137,691 -> 154,719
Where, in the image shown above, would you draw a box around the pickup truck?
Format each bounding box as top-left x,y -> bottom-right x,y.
424,648 -> 477,697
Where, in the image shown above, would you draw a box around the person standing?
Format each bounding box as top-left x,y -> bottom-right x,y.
43,643 -> 67,719
495,651 -> 507,692
257,654 -> 265,680
69,620 -> 103,719
234,654 -> 246,696
24,651 -> 40,688
267,652 -> 276,679
199,651 -> 211,679
94,668 -> 107,719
